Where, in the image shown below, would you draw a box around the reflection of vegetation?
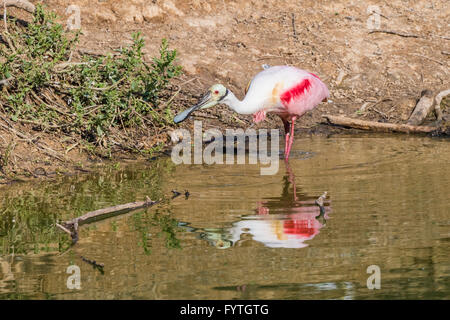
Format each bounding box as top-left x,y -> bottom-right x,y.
178,223 -> 232,249
132,208 -> 181,255
0,194 -> 72,255
0,158 -> 176,255
155,211 -> 181,250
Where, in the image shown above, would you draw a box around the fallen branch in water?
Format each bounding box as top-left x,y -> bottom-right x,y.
65,196 -> 159,226
322,115 -> 437,134
58,196 -> 158,244
55,223 -> 71,235
57,191 -> 189,244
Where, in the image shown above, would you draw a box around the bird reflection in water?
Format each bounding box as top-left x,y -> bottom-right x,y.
181,163 -> 332,249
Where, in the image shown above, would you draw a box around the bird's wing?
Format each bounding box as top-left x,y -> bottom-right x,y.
245,66 -> 329,115
244,66 -> 303,111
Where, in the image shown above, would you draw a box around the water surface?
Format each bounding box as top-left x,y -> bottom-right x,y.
0,134 -> 449,299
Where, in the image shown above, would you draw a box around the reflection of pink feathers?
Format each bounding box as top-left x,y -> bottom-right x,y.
229,205 -> 330,248
283,212 -> 323,239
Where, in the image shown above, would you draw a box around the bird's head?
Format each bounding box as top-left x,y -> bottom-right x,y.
173,84 -> 228,124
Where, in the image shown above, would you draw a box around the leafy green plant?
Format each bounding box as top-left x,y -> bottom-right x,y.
0,5 -> 182,149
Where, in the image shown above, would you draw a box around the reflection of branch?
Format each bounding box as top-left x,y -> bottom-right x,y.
57,191 -> 190,245
80,255 -> 104,274
60,197 -> 158,244
65,197 -> 158,226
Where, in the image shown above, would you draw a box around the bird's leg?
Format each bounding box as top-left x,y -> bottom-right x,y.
285,117 -> 297,161
282,118 -> 290,158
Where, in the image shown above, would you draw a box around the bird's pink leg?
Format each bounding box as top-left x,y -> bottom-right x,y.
282,118 -> 290,158
285,117 -> 297,161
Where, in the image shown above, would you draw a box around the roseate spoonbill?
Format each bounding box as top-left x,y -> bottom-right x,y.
173,65 -> 330,160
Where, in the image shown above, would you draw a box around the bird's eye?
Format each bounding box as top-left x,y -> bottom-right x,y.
214,90 -> 219,95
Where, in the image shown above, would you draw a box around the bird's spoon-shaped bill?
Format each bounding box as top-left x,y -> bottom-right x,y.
173,92 -> 212,124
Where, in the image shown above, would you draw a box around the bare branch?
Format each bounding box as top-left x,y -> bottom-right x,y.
0,0 -> 35,14
368,29 -> 420,38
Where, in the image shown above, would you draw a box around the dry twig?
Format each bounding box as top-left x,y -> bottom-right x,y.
368,29 -> 420,38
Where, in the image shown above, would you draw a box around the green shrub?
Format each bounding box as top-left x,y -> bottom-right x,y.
0,5 -> 182,145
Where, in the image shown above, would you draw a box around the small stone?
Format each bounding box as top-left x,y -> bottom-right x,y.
94,9 -> 117,23
143,5 -> 163,22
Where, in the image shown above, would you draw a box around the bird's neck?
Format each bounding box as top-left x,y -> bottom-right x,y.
223,90 -> 258,115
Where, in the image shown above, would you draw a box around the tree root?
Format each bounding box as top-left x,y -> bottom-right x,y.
407,89 -> 435,126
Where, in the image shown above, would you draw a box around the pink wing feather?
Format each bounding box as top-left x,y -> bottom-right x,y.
279,73 -> 329,117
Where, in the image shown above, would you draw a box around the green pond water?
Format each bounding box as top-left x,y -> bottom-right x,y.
0,134 -> 449,299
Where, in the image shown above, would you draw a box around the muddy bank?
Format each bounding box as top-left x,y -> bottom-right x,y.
1,0 -> 449,184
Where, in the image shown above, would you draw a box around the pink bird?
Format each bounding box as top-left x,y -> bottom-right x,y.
173,65 -> 330,160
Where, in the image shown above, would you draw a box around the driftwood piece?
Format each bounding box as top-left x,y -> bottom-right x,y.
58,197 -> 158,245
65,196 -> 158,226
0,0 -> 35,13
323,115 -> 437,134
57,191 -> 189,245
55,223 -> 71,235
407,90 -> 435,126
434,89 -> 450,122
